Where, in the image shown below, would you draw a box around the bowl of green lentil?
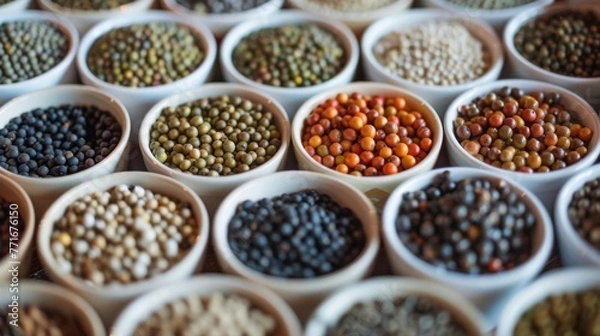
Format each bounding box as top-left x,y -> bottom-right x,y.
444,79 -> 600,210
0,11 -> 79,106
554,164 -> 600,268
496,267 -> 600,336
0,0 -> 30,13
219,10 -> 359,117
361,9 -> 504,115
138,83 -> 290,216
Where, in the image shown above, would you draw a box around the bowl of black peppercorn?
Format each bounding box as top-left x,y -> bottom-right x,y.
555,163 -> 600,268
213,170 -> 380,321
382,167 -> 554,331
0,85 -> 131,216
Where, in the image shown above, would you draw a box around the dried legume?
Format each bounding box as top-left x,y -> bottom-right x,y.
395,171 -> 535,274
0,198 -> 23,261
228,189 -> 365,279
1,305 -> 86,336
134,293 -> 277,335
514,290 -> 600,336
175,0 -> 270,13
445,0 -> 533,9
568,177 -> 600,251
0,20 -> 69,84
453,86 -> 593,173
50,185 -> 200,285
303,0 -> 395,12
514,10 -> 600,78
302,92 -> 434,176
374,21 -> 490,86
49,0 -> 134,10
232,23 -> 346,88
329,295 -> 467,336
86,22 -> 204,88
149,95 -> 281,176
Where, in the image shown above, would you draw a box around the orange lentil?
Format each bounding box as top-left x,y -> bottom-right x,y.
360,137 -> 376,151
379,147 -> 393,159
401,155 -> 416,169
382,162 -> 398,175
345,153 -> 360,169
336,163 -> 349,174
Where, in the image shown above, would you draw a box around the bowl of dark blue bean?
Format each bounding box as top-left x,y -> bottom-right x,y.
0,85 -> 131,215
382,167 -> 554,330
306,277 -> 486,336
213,170 -> 380,320
555,164 -> 600,268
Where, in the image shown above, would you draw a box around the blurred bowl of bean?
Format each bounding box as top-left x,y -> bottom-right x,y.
291,82 -> 443,195
112,275 -> 302,336
504,2 -> 600,108
305,277 -> 486,335
496,267 -> 600,336
76,11 -> 217,137
220,10 -> 359,117
381,167 -> 554,330
361,9 -> 504,115
0,0 -> 31,13
212,170 -> 380,321
0,85 -> 131,216
0,11 -> 79,107
444,79 -> 600,209
287,0 -> 413,36
160,0 -> 284,39
554,164 -> 600,268
0,281 -> 106,335
138,83 -> 290,216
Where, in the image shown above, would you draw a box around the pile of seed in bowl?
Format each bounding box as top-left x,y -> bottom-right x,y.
0,198 -> 24,260
149,95 -> 281,176
175,0 -> 270,13
232,23 -> 346,88
0,20 -> 69,85
515,10 -> 600,78
329,294 -> 467,335
445,0 -> 533,9
453,87 -> 594,173
514,290 -> 600,335
0,305 -> 85,335
302,92 -> 434,176
374,20 -> 490,86
395,171 -> 535,274
228,189 -> 365,278
49,0 -> 134,10
50,185 -> 199,285
0,105 -> 122,178
568,177 -> 600,251
86,22 -> 204,88
134,292 -> 277,335
303,0 -> 395,12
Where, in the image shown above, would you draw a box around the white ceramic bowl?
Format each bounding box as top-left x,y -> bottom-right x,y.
291,82 -> 443,195
554,164 -> 600,268
213,170 -> 380,321
37,171 -> 210,326
504,2 -> 600,108
38,0 -> 154,34
112,275 -> 303,336
0,11 -> 79,107
0,281 -> 106,335
0,174 -> 35,282
220,10 -> 359,117
421,0 -> 553,33
305,277 -> 486,335
139,83 -> 290,216
160,0 -> 284,38
381,167 -> 554,330
0,85 -> 131,217
361,9 -> 504,116
496,267 -> 600,336
0,0 -> 30,13
77,11 -> 217,137
288,0 -> 413,36
444,79 -> 600,210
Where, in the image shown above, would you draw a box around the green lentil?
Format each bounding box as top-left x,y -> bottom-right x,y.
86,22 -> 204,88
232,23 -> 346,88
49,0 -> 134,10
303,0 -> 395,12
175,0 -> 270,13
445,0 -> 533,10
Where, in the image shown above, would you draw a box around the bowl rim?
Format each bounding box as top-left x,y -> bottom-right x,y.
290,81 -> 444,183
361,8 -> 505,93
443,79 -> 600,182
160,0 -> 285,20
137,82 -> 291,184
36,171 -> 210,297
76,10 -> 217,94
287,0 -> 413,22
424,0 -> 554,15
219,10 -> 360,95
38,0 -> 153,15
0,174 -> 36,266
212,170 -> 380,294
381,166 -> 554,289
503,2 -> 600,83
0,84 -> 132,186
